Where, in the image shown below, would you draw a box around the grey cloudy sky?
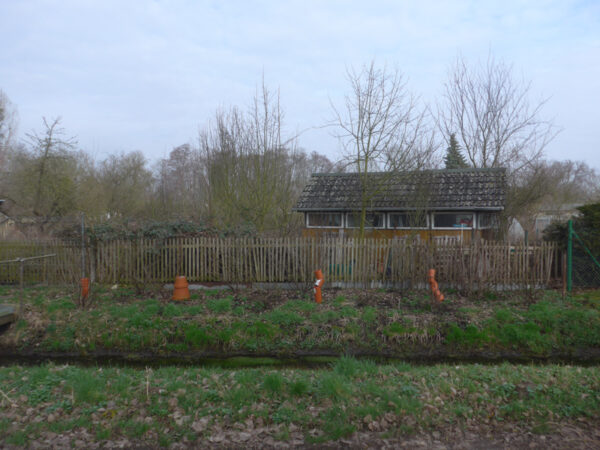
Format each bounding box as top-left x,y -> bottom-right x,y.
1,0 -> 599,167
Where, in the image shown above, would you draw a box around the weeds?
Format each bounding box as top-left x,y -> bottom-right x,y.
361,307 -> 377,323
69,371 -> 107,404
182,324 -> 212,347
46,297 -> 76,313
289,378 -> 309,396
263,372 -> 285,394
207,297 -> 233,313
446,324 -> 489,346
3,286 -> 600,357
333,355 -> 376,378
318,373 -> 351,400
384,321 -> 417,337
0,361 -> 598,446
264,309 -> 303,326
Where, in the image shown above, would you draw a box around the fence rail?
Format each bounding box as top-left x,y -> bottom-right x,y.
0,237 -> 559,289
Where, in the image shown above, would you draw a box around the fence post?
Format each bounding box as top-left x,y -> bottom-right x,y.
562,251 -> 567,298
19,258 -> 24,315
567,219 -> 573,292
80,213 -> 86,279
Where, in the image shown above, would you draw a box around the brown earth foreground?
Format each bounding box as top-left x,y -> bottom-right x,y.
1,420 -> 598,449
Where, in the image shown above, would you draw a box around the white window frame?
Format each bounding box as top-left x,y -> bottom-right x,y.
477,212 -> 499,229
306,212 -> 344,228
387,212 -> 429,229
432,211 -> 475,230
345,212 -> 386,229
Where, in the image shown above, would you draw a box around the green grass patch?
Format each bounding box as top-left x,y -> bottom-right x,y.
263,372 -> 285,394
182,324 -> 212,347
0,361 -> 598,446
3,286 -> 600,358
384,321 -> 417,337
206,297 -> 233,313
46,297 -> 76,313
446,324 -> 490,346
264,309 -> 303,326
361,306 -> 377,323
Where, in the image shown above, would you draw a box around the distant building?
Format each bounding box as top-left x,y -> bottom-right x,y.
0,211 -> 16,239
533,204 -> 581,239
510,203 -> 581,241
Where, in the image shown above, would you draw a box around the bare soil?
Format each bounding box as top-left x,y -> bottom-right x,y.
2,420 -> 598,449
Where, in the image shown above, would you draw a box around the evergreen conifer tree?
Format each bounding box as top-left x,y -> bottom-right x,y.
444,133 -> 469,169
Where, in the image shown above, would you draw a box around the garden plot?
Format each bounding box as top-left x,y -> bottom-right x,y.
0,285 -> 599,363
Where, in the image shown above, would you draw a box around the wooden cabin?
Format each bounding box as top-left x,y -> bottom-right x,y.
293,168 -> 506,242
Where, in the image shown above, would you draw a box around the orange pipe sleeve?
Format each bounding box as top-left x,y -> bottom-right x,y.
428,269 -> 444,302
80,278 -> 90,299
172,276 -> 191,301
314,269 -> 324,304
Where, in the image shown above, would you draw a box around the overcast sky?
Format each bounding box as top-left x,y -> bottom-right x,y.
1,0 -> 599,168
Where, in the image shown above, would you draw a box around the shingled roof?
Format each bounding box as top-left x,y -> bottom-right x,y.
293,168 -> 506,211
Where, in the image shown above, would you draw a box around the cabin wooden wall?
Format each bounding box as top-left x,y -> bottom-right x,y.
301,228 -> 482,242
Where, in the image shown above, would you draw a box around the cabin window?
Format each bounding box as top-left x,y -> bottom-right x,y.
433,212 -> 473,229
346,212 -> 385,228
388,212 -> 427,229
307,213 -> 342,228
478,212 -> 499,229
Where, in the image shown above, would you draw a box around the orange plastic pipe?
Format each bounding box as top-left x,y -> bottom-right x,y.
172,276 -> 191,301
428,269 -> 444,302
314,269 -> 324,303
80,277 -> 90,299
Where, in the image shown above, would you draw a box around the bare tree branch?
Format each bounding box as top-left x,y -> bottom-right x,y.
438,54 -> 560,173
329,61 -> 436,237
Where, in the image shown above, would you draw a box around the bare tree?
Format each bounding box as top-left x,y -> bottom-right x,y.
1,117 -> 81,235
510,159 -> 600,237
438,54 -> 560,235
197,81 -> 303,233
24,118 -> 77,216
99,151 -> 154,219
438,54 -> 559,173
330,61 -> 435,237
72,151 -> 107,220
154,143 -> 205,219
0,89 -> 18,170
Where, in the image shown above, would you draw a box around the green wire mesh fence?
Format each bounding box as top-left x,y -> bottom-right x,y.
569,219 -> 600,290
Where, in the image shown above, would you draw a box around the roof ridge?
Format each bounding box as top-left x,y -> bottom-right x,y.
311,167 -> 506,177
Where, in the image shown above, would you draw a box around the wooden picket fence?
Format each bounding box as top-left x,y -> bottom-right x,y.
0,237 -> 559,289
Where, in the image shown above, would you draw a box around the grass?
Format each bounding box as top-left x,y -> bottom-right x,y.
444,294 -> 600,353
206,297 -> 233,313
1,287 -> 600,359
263,372 -> 285,394
289,378 -> 309,396
0,361 -> 598,446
